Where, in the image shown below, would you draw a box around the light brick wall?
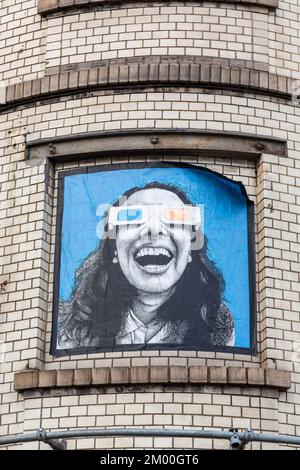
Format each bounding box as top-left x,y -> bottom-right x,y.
5,387 -> 281,450
45,7 -> 260,69
1,89 -> 300,448
1,2 -> 300,86
0,0 -> 46,86
1,0 -> 300,451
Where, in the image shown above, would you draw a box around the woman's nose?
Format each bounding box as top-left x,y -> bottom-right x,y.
139,216 -> 168,238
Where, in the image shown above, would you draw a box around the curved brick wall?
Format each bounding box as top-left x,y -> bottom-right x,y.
0,0 -> 299,88
0,0 -> 300,451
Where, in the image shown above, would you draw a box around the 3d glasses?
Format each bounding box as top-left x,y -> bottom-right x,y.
108,204 -> 201,228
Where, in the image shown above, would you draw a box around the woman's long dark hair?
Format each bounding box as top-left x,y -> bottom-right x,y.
58,182 -> 232,349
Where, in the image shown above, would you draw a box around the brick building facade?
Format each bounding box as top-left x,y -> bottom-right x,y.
0,0 -> 300,449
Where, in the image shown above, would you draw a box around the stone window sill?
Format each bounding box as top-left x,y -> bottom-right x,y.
14,366 -> 291,392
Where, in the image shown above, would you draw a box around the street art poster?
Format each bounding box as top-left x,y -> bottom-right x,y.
51,163 -> 256,356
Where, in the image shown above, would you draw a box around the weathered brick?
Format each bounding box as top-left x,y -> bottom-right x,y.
240,68 -> 250,87
73,368 -> 92,386
23,81 -> 33,99
228,367 -> 247,385
231,68 -> 241,86
277,75 -> 288,94
50,75 -> 59,92
259,71 -> 269,90
150,366 -> 169,383
189,366 -> 208,383
6,85 -> 15,103
88,68 -> 98,86
211,65 -> 221,84
179,63 -> 190,82
56,369 -> 74,387
78,70 -> 89,87
249,70 -> 259,88
169,63 -> 180,82
41,76 -> 50,94
221,66 -> 230,85
110,367 -> 129,384
190,64 -> 200,82
38,370 -> 56,388
247,368 -> 265,386
130,366 -> 149,384
209,367 -> 228,384
149,63 -> 159,82
14,371 -> 38,391
92,368 -> 110,385
139,64 -> 149,82
265,369 -> 291,390
59,73 -> 69,91
200,64 -> 211,82
38,0 -> 59,14
15,83 -> 24,101
169,366 -> 188,383
129,64 -> 139,83
98,66 -> 109,84
119,65 -> 129,83
158,63 -> 169,82
108,65 -> 119,84
269,73 -> 278,91
68,71 -> 79,89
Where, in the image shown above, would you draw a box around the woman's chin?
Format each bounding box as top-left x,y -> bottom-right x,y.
133,264 -> 177,293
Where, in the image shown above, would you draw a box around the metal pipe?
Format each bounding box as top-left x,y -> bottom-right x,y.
1,428 -> 300,449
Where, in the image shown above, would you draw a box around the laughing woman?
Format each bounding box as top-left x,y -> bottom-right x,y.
58,182 -> 235,351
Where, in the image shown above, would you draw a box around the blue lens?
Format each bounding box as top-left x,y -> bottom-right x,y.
117,208 -> 143,222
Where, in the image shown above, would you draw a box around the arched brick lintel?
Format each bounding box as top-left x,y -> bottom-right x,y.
3,61 -> 294,110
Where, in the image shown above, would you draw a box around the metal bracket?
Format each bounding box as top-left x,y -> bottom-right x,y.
240,429 -> 255,450
229,428 -> 243,450
37,428 -> 67,450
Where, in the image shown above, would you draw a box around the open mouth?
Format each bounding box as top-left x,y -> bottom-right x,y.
134,246 -> 174,272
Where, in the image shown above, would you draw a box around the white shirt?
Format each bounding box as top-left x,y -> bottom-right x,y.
116,310 -> 186,345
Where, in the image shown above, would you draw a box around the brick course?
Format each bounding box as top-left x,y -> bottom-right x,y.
14,366 -> 291,391
3,59 -> 295,108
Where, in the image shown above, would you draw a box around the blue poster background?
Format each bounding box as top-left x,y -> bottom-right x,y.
59,166 -> 251,348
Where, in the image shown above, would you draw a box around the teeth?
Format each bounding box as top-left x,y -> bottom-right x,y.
136,247 -> 171,258
144,265 -> 163,269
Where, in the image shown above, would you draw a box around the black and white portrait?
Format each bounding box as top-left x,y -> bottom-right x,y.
52,163 -> 255,355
